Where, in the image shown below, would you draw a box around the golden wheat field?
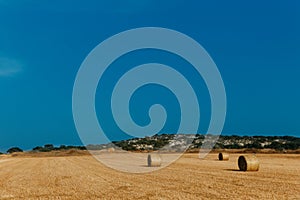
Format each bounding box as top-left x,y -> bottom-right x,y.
0,152 -> 299,200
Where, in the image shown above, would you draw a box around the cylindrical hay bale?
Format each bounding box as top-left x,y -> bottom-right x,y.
147,154 -> 161,167
218,153 -> 229,161
107,147 -> 115,153
238,155 -> 259,171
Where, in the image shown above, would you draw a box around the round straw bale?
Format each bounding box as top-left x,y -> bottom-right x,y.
218,153 -> 229,161
238,155 -> 259,171
107,147 -> 115,153
147,154 -> 161,167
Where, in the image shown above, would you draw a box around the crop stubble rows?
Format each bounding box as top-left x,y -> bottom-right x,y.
0,153 -> 299,199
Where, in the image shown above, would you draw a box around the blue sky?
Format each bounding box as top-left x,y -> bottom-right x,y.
0,1 -> 299,151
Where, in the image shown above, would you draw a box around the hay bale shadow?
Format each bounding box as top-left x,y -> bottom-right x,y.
223,169 -> 241,172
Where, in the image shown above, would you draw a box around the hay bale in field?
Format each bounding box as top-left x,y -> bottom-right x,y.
147,154 -> 161,167
218,153 -> 229,161
107,147 -> 115,153
238,155 -> 259,171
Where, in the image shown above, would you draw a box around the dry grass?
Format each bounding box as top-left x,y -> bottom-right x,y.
0,153 -> 299,199
8,149 -> 90,158
188,148 -> 300,154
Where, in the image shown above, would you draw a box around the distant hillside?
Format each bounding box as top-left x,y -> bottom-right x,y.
2,134 -> 299,155
108,134 -> 300,152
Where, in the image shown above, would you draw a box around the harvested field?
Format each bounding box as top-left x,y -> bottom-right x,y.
0,153 -> 299,199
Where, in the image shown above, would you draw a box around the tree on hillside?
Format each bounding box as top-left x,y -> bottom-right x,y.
59,145 -> 67,150
43,144 -> 54,152
44,144 -> 54,149
7,147 -> 23,154
32,146 -> 44,151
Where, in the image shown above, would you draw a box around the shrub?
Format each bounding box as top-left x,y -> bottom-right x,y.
7,147 -> 23,154
32,146 -> 44,151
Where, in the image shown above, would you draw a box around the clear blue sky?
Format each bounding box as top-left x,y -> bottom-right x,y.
0,1 -> 299,151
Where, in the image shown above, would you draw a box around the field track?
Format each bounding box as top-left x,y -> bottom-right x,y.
0,153 -> 299,199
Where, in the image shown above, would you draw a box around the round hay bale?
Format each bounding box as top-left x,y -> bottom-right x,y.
147,154 -> 161,167
238,155 -> 259,171
107,147 -> 115,153
218,153 -> 229,161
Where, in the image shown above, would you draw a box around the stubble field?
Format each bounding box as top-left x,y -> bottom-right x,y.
0,152 -> 299,199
